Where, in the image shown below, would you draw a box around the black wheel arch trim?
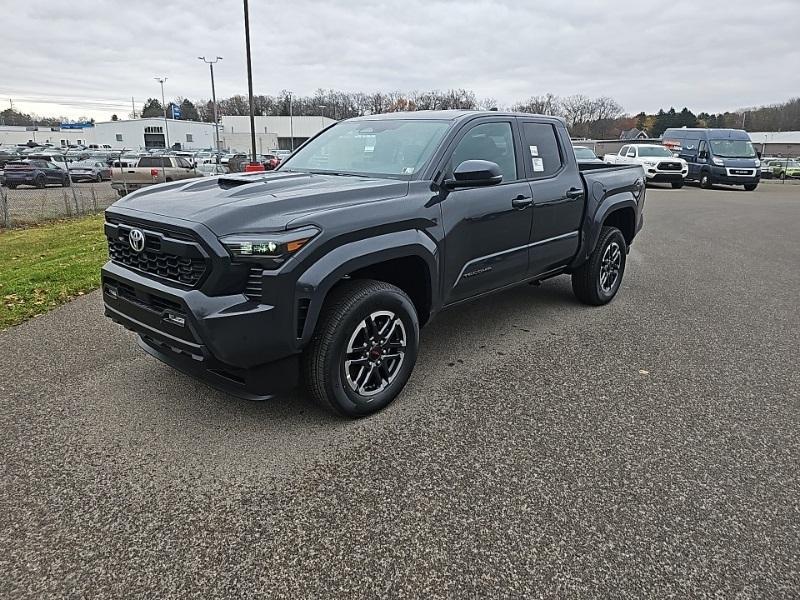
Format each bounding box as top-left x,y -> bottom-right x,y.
570,194 -> 639,271
295,230 -> 439,345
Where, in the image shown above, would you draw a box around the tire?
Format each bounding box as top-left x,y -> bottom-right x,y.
571,226 -> 627,306
780,172 -> 786,181
699,171 -> 713,189
95,174 -> 102,183
8,184 -> 17,189
744,184 -> 758,191
34,176 -> 46,189
63,177 -> 70,187
303,279 -> 419,417
671,181 -> 684,189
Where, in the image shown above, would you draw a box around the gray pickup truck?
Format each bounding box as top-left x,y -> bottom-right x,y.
111,156 -> 200,196
103,110 -> 645,417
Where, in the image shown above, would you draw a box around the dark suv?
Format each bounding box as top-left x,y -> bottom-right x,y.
102,111 -> 644,417
4,160 -> 70,189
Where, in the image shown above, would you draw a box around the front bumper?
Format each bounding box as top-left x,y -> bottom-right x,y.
710,166 -> 760,185
102,260 -> 300,400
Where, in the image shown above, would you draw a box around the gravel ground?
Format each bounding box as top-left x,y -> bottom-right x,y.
1,184 -> 798,599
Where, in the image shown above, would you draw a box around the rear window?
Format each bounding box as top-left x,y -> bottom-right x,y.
138,157 -> 172,168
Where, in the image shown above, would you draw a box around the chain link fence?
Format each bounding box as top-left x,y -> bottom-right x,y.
0,181 -> 118,228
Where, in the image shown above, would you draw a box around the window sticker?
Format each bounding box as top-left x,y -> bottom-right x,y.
532,157 -> 545,172
529,145 -> 539,157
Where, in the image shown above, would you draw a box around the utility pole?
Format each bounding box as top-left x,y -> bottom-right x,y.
131,96 -> 136,119
243,0 -> 258,165
288,91 -> 294,151
154,77 -> 171,149
198,56 -> 223,164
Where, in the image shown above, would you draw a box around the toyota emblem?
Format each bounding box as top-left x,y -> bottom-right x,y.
128,228 -> 145,253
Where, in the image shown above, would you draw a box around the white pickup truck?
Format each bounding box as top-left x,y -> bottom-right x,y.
604,144 -> 688,188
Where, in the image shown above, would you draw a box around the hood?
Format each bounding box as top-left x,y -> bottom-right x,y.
108,170 -> 409,235
715,157 -> 759,168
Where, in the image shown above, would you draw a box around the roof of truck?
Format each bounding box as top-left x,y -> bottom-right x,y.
663,128 -> 751,140
351,110 -> 566,124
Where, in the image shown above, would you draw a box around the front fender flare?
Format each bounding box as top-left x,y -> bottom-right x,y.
295,230 -> 439,344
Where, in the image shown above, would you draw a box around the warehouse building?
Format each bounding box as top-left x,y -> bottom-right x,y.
0,115 -> 336,153
219,115 -> 336,153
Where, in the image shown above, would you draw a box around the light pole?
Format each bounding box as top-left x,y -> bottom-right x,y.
288,91 -> 294,151
198,56 -> 223,164
154,77 -> 171,149
318,105 -> 327,133
243,0 -> 258,166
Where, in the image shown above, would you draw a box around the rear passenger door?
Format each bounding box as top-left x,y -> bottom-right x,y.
518,119 -> 584,276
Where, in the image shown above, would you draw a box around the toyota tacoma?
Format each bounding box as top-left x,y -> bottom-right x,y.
102,111 -> 645,417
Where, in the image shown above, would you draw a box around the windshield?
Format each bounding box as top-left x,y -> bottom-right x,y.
638,146 -> 673,157
573,147 -> 597,159
709,139 -> 756,158
280,119 -> 451,178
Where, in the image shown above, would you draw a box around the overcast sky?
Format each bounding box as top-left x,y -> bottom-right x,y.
2,0 -> 798,121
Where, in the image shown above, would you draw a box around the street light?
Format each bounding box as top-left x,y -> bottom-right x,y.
287,91 -> 294,151
154,77 -> 171,149
198,56 -> 223,164
318,105 -> 327,133
242,0 -> 259,167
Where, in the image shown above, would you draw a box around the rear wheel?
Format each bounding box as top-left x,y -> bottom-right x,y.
35,176 -> 46,189
572,226 -> 627,306
303,279 -> 419,417
63,177 -> 70,187
700,171 -> 713,189
95,174 -> 102,183
671,181 -> 684,189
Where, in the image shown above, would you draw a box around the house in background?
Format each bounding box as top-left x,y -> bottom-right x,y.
619,128 -> 649,141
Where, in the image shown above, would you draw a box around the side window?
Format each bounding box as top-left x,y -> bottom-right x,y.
521,122 -> 563,179
627,147 -> 637,157
451,122 -> 517,182
176,157 -> 192,168
619,145 -> 628,156
698,141 -> 707,157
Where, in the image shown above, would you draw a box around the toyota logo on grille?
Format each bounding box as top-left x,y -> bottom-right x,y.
128,228 -> 145,253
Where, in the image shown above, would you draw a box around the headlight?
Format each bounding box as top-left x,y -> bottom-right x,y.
642,160 -> 657,167
220,226 -> 319,265
754,159 -> 761,167
712,157 -> 725,166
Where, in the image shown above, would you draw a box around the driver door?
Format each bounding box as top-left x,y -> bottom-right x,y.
439,119 -> 533,304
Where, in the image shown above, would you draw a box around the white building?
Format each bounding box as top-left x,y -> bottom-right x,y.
220,115 -> 336,153
0,118 -> 218,151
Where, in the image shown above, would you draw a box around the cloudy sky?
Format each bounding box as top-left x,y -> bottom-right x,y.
2,0 -> 798,121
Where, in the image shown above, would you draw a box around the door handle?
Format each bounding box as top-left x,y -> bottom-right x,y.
565,187 -> 584,199
511,195 -> 533,209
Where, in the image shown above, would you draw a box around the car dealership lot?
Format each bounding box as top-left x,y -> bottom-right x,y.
1,185 -> 798,597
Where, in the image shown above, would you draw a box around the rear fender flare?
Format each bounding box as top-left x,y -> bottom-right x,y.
571,193 -> 638,270
295,230 -> 439,344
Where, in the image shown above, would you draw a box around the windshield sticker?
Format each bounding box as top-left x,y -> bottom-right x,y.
532,157 -> 544,172
529,145 -> 539,157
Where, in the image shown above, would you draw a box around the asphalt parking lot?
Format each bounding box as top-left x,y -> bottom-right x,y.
1,184 -> 798,598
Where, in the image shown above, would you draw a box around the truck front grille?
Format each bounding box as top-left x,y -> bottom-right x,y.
106,221 -> 208,287
658,162 -> 683,171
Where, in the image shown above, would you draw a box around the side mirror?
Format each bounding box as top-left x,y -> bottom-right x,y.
699,151 -> 708,160
445,160 -> 503,188
757,151 -> 762,159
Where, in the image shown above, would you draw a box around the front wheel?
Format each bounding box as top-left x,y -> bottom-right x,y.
572,226 -> 627,306
303,279 -> 419,417
700,171 -> 713,189
63,177 -> 71,187
35,176 -> 46,189
671,181 -> 684,189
